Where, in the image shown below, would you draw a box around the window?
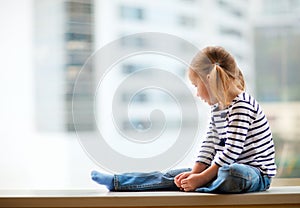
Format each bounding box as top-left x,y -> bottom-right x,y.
178,15 -> 196,27
218,0 -> 244,18
255,24 -> 300,177
2,0 -> 300,191
119,5 -> 145,21
219,27 -> 242,38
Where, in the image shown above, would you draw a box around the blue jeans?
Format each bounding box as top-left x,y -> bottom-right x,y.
113,164 -> 271,193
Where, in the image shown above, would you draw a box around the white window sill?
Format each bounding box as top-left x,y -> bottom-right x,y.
0,179 -> 299,208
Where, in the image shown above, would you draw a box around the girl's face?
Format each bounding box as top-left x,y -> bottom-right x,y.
188,69 -> 213,105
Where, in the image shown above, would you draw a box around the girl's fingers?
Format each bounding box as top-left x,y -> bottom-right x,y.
182,183 -> 193,192
181,183 -> 192,192
174,172 -> 183,180
175,172 -> 186,185
178,172 -> 189,181
174,173 -> 185,187
181,178 -> 187,184
174,179 -> 181,188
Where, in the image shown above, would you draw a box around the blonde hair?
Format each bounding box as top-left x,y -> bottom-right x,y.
190,46 -> 245,107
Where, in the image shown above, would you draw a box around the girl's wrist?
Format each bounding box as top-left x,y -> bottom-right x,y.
199,163 -> 219,183
192,162 -> 208,173
198,172 -> 211,184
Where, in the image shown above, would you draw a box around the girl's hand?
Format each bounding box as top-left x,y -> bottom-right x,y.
179,163 -> 219,192
174,172 -> 192,189
181,174 -> 206,192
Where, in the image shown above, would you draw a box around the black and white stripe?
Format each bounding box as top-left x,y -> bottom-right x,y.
197,92 -> 277,177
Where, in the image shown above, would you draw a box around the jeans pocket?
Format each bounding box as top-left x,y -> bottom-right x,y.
229,164 -> 251,180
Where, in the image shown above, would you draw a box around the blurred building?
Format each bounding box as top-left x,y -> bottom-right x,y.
94,0 -> 253,139
34,0 -> 253,134
253,0 -> 300,102
252,0 -> 300,177
34,0 -> 95,131
253,0 -> 300,136
32,0 -> 257,174
200,0 -> 254,85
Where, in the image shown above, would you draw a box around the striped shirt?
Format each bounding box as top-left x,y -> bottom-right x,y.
197,92 -> 277,177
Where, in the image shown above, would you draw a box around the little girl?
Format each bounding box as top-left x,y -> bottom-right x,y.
91,46 -> 276,193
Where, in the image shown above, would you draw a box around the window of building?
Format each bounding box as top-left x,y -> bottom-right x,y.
3,0 -> 300,191
218,0 -> 244,18
119,5 -> 145,21
219,26 -> 242,38
177,15 -> 196,27
255,25 -> 300,177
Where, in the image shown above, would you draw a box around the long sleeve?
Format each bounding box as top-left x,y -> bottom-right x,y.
214,99 -> 256,167
197,92 -> 276,177
196,119 -> 217,166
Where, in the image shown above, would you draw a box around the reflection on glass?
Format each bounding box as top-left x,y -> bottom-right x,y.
35,0 -> 95,132
30,0 -> 300,187
254,0 -> 300,177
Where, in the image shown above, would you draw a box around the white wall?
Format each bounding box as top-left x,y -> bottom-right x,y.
0,0 -> 103,190
0,0 -> 35,188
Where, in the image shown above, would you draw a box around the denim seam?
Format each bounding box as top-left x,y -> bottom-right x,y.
116,182 -> 174,191
229,170 -> 250,180
114,178 -> 174,191
114,175 -> 118,190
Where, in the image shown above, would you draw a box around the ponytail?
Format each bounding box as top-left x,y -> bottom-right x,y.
237,68 -> 245,91
209,64 -> 231,107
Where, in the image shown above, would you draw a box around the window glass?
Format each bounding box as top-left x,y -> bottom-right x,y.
0,0 -> 299,190
119,5 -> 145,20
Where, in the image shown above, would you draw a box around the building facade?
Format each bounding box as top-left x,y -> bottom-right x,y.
94,0 -> 253,142
34,0 -> 95,131
252,0 -> 300,177
34,0 -> 254,136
